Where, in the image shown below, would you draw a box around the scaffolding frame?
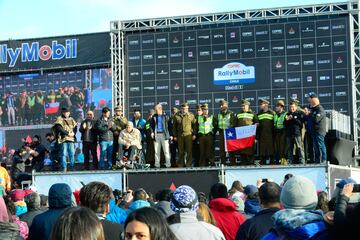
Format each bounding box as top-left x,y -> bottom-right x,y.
110,1 -> 360,156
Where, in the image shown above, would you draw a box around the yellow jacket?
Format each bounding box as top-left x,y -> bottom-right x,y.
0,166 -> 11,192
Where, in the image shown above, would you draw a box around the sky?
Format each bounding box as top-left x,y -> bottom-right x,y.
0,0 -> 346,40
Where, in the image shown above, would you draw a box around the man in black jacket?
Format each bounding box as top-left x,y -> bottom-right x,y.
79,110 -> 98,170
307,93 -> 327,163
95,107 -> 115,170
80,181 -> 123,240
150,104 -> 171,168
236,182 -> 281,240
284,101 -> 305,164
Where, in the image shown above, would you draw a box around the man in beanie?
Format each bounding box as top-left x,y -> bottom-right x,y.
94,107 -> 116,170
53,107 -> 77,171
262,176 -> 328,239
208,183 -> 246,240
257,99 -> 275,165
169,185 -> 225,240
29,183 -> 73,240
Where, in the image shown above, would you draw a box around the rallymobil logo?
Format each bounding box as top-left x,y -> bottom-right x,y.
213,62 -> 255,85
0,39 -> 78,68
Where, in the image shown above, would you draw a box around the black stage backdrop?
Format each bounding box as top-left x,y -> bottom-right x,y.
127,170 -> 220,196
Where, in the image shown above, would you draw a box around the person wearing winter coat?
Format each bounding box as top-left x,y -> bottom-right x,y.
28,183 -> 72,240
208,183 -> 246,240
169,185 -> 225,240
261,176 -> 329,240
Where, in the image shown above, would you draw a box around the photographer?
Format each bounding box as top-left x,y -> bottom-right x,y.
28,135 -> 47,172
45,132 -> 60,171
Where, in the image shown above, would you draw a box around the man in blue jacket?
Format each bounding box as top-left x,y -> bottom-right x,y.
28,183 -> 72,240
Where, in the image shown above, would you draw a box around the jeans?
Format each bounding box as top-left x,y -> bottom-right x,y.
313,132 -> 327,163
154,133 -> 171,168
99,141 -> 113,169
287,136 -> 304,164
60,142 -> 75,169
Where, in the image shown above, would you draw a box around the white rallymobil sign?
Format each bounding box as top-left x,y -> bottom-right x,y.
213,62 -> 255,85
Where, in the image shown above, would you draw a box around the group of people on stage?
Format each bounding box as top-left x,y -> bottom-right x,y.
0,86 -> 93,126
35,91 -> 326,171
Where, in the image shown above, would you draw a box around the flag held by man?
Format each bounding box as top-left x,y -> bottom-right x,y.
225,125 -> 257,152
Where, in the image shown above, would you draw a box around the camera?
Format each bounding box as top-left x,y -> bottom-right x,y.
262,178 -> 268,183
352,184 -> 360,193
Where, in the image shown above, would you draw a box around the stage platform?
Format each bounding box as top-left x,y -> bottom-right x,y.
31,163 -> 360,197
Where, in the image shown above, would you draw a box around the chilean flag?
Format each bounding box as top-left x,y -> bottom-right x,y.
45,102 -> 60,115
225,125 -> 257,152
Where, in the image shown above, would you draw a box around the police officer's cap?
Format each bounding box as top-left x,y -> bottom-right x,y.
114,106 -> 123,111
258,99 -> 269,105
195,104 -> 202,110
276,100 -> 285,107
201,104 -> 209,109
61,107 -> 70,113
241,99 -> 250,106
219,99 -> 228,105
181,102 -> 189,108
102,107 -> 111,113
171,107 -> 179,113
289,98 -> 300,105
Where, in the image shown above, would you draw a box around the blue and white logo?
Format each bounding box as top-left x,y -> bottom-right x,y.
213,62 -> 255,85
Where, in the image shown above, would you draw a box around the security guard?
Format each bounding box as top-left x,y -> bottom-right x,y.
274,100 -> 287,165
217,99 -> 236,165
173,102 -> 196,167
235,99 -> 258,165
197,104 -> 217,167
192,104 -> 202,167
257,99 -> 275,165
112,106 -> 128,168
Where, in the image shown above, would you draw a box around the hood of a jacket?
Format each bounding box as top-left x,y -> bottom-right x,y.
48,183 -> 72,209
208,198 -> 238,212
273,209 -> 324,231
244,199 -> 261,215
128,200 -> 150,213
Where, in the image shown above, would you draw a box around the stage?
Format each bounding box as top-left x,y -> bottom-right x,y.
31,163 -> 360,197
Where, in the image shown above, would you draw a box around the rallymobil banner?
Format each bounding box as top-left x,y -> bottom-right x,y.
0,32 -> 110,73
213,62 -> 255,85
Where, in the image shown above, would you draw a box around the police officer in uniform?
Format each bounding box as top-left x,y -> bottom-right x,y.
173,102 -> 196,167
192,104 -> 202,167
257,99 -> 275,165
235,100 -> 258,165
112,106 -> 127,168
274,100 -> 287,165
196,104 -> 217,167
217,99 -> 236,165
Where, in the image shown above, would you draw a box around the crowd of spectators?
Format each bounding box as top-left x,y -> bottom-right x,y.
1,164 -> 360,239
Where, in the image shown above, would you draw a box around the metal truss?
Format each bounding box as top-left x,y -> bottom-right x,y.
110,22 -> 126,113
111,1 -> 357,32
85,69 -> 92,90
110,1 -> 360,158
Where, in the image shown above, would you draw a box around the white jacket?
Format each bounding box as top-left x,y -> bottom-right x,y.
170,212 -> 225,240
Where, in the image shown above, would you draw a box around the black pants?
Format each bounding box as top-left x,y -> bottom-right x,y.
112,138 -> 119,165
83,141 -> 98,169
170,140 -> 178,167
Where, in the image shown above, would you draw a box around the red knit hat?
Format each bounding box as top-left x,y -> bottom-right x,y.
10,189 -> 25,202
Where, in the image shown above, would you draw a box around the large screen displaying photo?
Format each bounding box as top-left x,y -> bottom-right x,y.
125,16 -> 350,116
0,67 -> 112,126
